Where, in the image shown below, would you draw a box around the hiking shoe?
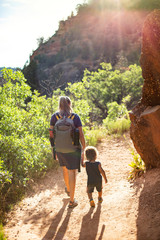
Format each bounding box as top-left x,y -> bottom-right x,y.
65,187 -> 70,196
68,199 -> 78,208
98,197 -> 103,203
90,199 -> 95,207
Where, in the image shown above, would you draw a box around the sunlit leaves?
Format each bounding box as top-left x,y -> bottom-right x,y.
1,68 -> 32,108
0,69 -> 57,191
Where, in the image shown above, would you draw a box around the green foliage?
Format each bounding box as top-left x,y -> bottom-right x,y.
22,60 -> 38,91
106,95 -> 130,121
128,149 -> 145,180
0,62 -> 144,221
103,117 -> 130,135
103,96 -> 130,135
0,224 -> 6,240
0,69 -> 57,222
121,65 -> 143,109
37,37 -> 44,47
85,127 -> 107,146
81,63 -> 143,120
65,63 -> 142,136
76,3 -> 89,14
0,157 -> 12,187
66,82 -> 91,126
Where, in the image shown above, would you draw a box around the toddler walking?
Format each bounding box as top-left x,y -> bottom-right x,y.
83,146 -> 108,207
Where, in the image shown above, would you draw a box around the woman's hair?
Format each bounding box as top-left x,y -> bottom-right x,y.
85,146 -> 98,161
58,96 -> 73,116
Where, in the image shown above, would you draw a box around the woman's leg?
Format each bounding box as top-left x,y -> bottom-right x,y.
62,166 -> 70,192
68,169 -> 76,202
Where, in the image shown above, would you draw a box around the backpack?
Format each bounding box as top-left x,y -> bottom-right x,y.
54,113 -> 78,153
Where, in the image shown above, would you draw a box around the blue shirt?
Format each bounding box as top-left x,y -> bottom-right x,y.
50,112 -> 82,128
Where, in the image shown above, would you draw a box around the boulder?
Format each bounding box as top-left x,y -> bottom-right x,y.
130,10 -> 160,169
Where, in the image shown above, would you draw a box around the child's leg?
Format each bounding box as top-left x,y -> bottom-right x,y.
98,190 -> 102,198
87,186 -> 95,207
98,191 -> 103,203
96,183 -> 103,203
87,191 -> 93,200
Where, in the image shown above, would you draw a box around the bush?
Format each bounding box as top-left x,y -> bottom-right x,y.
85,127 -> 107,146
128,149 -> 145,180
0,224 -> 6,240
0,69 -> 57,222
103,97 -> 131,135
103,117 -> 130,135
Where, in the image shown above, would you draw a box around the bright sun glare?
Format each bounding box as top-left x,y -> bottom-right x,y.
0,0 -> 85,68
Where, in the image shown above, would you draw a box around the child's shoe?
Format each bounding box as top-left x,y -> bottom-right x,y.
98,197 -> 103,203
90,198 -> 95,207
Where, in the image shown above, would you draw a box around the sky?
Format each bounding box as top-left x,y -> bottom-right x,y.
0,0 -> 86,68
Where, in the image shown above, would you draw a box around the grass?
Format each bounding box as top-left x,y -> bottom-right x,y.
85,126 -> 107,146
104,118 -> 131,136
85,118 -> 130,147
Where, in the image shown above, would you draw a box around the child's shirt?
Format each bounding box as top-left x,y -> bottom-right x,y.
85,161 -> 102,185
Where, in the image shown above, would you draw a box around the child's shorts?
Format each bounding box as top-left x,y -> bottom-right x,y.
87,182 -> 102,193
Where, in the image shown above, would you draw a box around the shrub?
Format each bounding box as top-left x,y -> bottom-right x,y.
0,69 -> 57,222
128,149 -> 145,180
103,97 -> 131,135
85,127 -> 107,146
0,224 -> 6,240
103,117 -> 130,135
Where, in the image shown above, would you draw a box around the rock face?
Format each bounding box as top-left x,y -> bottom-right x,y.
24,9 -> 148,96
130,10 -> 160,169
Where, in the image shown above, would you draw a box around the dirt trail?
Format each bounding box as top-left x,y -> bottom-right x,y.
4,134 -> 160,240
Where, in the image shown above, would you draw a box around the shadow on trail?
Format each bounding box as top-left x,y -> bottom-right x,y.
79,203 -> 104,240
54,208 -> 73,240
136,169 -> 160,240
41,198 -> 68,240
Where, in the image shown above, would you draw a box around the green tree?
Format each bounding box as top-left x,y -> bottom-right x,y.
65,63 -> 143,122
83,63 -> 143,118
0,69 -> 58,221
23,60 -> 38,91
37,37 -> 44,47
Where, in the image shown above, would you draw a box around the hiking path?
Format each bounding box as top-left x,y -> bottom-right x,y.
4,134 -> 160,240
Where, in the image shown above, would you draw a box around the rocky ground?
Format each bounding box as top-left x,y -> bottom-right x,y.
4,134 -> 160,240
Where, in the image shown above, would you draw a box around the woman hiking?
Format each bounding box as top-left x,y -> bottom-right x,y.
49,96 -> 86,208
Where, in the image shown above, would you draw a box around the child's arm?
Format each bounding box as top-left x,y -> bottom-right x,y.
98,163 -> 108,183
82,161 -> 86,167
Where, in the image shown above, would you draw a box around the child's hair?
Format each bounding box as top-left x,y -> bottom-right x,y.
85,146 -> 98,161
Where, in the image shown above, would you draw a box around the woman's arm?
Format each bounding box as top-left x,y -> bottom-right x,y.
49,125 -> 54,139
78,126 -> 86,165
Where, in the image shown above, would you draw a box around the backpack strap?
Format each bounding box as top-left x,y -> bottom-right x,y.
68,113 -> 75,120
55,113 -> 62,120
56,112 -> 75,120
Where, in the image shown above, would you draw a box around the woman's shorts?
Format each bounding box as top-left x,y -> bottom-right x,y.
57,149 -> 81,171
